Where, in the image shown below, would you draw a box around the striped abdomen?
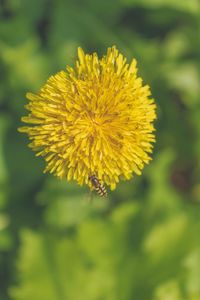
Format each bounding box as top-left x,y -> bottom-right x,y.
89,175 -> 107,197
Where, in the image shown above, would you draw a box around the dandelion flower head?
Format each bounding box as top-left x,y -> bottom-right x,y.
19,46 -> 156,190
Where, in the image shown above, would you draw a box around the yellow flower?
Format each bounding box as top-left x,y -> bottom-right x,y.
19,46 -> 156,190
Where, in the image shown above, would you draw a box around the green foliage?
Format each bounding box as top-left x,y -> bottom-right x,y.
0,0 -> 200,299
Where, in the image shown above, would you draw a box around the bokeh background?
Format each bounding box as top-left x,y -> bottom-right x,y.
1,0 -> 200,299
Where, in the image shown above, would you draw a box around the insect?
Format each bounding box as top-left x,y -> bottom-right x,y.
89,175 -> 107,197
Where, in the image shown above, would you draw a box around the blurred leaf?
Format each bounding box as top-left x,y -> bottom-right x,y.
0,213 -> 12,251
10,230 -> 76,300
0,115 -> 10,208
36,177 -> 109,228
49,1 -> 124,55
163,63 -> 200,108
184,249 -> 200,296
143,214 -> 189,261
9,203 -> 139,300
0,116 -> 9,183
163,29 -> 191,60
122,0 -> 200,14
0,229 -> 12,251
10,199 -> 200,300
154,280 -> 183,300
146,149 -> 182,215
1,39 -> 50,90
0,18 -> 32,45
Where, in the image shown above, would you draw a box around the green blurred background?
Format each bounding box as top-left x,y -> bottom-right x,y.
1,0 -> 200,299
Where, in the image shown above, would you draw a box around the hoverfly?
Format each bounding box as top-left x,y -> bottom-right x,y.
89,175 -> 107,197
